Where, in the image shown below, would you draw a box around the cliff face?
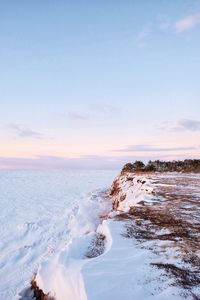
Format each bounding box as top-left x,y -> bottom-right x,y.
110,172 -> 154,212
111,159 -> 200,213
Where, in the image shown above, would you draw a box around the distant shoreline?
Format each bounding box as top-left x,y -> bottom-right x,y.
122,159 -> 200,173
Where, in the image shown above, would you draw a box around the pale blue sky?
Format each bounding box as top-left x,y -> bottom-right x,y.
0,0 -> 200,168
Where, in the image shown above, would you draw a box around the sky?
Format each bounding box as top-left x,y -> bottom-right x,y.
0,0 -> 200,169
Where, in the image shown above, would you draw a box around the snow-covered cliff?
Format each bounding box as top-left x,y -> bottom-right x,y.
110,172 -> 154,212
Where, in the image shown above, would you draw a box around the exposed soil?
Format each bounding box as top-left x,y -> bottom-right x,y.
30,278 -> 55,300
151,263 -> 200,289
19,277 -> 55,300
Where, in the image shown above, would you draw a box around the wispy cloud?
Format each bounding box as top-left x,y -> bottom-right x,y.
114,144 -> 196,153
174,12 -> 200,33
158,119 -> 200,132
177,119 -> 200,131
133,11 -> 200,47
135,25 -> 152,45
67,112 -> 90,120
91,103 -> 120,114
65,103 -> 120,121
157,15 -> 171,32
9,124 -> 45,139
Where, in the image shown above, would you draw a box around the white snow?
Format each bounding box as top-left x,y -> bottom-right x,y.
0,170 -> 116,300
36,218 -> 183,300
36,220 -> 113,300
83,220 -> 183,300
1,170 -> 200,300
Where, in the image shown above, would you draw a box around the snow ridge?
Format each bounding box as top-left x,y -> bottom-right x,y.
34,189 -> 113,300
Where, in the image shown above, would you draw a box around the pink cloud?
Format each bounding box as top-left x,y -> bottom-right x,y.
174,13 -> 200,33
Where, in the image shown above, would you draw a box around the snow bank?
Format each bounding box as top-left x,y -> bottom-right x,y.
34,188 -> 114,300
35,220 -> 113,300
35,235 -> 89,300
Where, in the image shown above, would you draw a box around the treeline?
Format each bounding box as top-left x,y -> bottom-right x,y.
122,159 -> 200,173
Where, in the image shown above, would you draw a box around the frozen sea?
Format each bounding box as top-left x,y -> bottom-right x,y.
0,170 -> 117,300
